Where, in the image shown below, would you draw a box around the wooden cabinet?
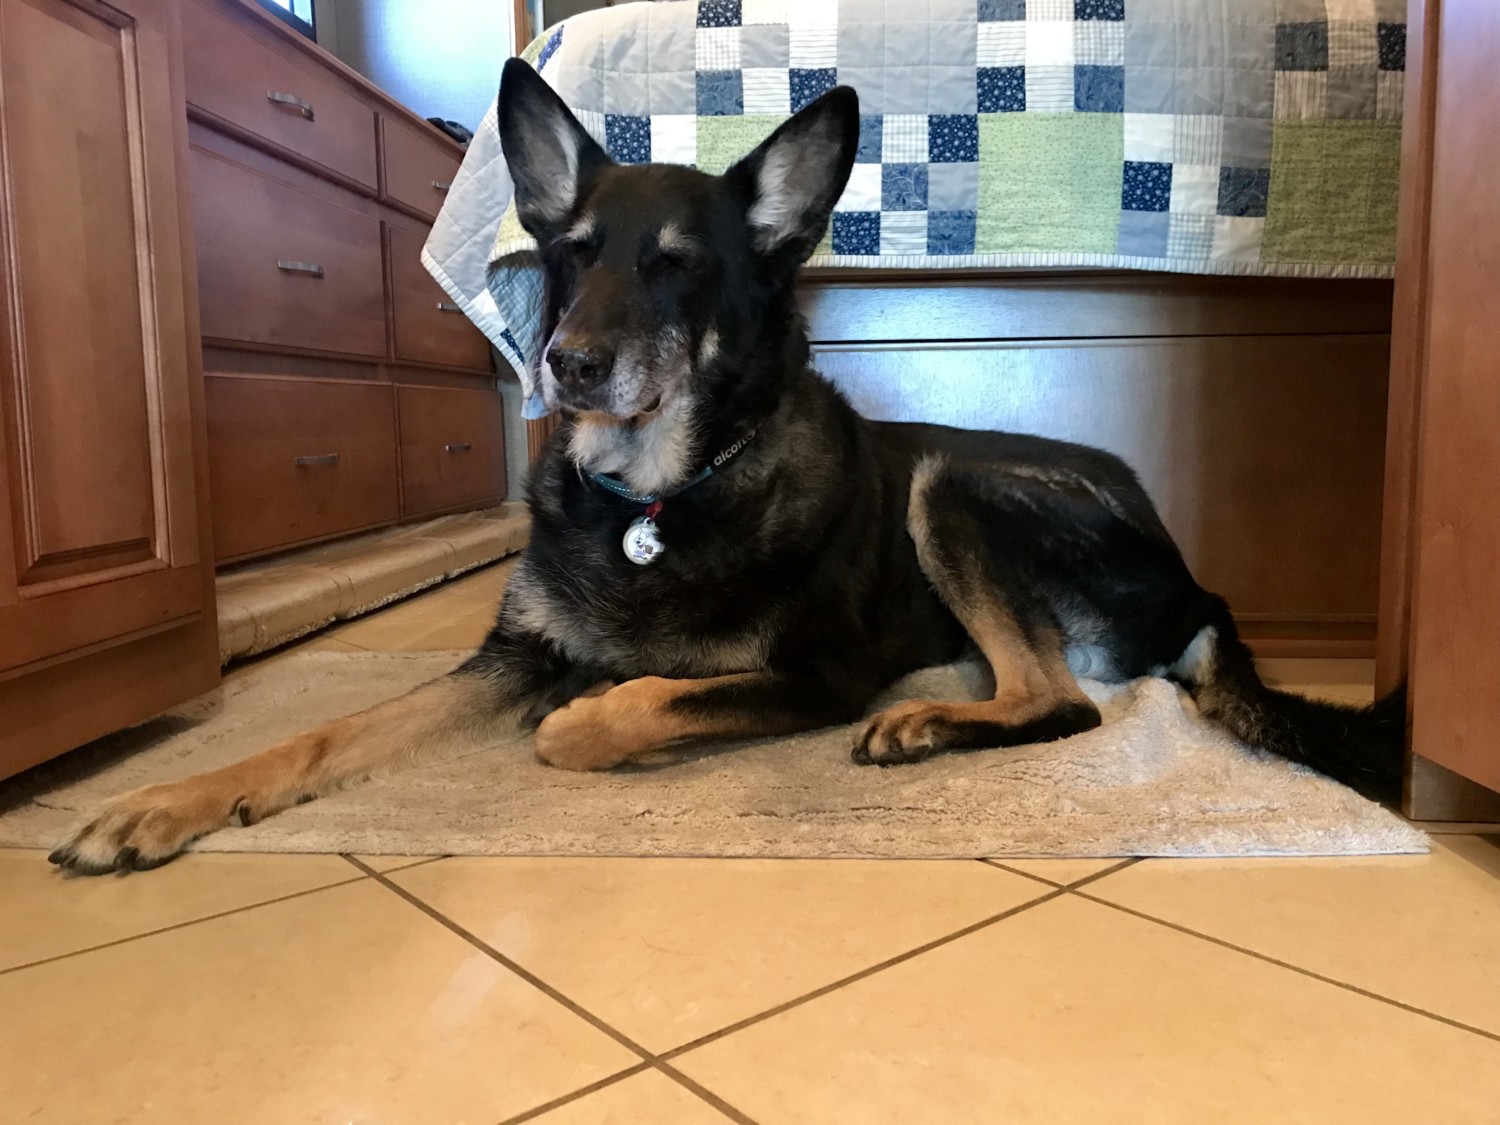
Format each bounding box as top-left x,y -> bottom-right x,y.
182,0 -> 503,562
379,116 -> 461,222
397,386 -> 508,516
191,147 -> 387,357
0,0 -> 218,779
206,377 -> 400,558
1379,0 -> 1500,816
389,224 -> 493,370
179,0 -> 378,189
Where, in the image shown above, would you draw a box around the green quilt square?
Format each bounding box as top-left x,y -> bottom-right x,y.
976,114 -> 1124,254
696,115 -> 787,175
1262,122 -> 1401,264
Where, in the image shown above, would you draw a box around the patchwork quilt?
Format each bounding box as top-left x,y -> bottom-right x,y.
423,0 -> 1406,401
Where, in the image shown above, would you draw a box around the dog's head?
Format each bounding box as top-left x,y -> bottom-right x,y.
499,58 -> 858,433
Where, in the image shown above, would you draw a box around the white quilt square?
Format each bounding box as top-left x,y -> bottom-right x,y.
1170,163 -> 1221,216
696,27 -> 742,70
1124,113 -> 1174,163
650,115 -> 698,165
881,114 -> 930,162
976,22 -> 1026,67
1211,216 -> 1264,263
880,211 -> 928,256
741,0 -> 789,24
1027,21 -> 1075,67
836,163 -> 883,212
790,25 -> 837,67
742,67 -> 792,114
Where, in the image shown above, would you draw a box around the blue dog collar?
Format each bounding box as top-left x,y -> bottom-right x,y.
585,427 -> 759,506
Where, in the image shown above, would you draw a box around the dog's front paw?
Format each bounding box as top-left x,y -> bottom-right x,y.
49,783 -> 237,875
852,701 -> 956,766
534,694 -> 635,771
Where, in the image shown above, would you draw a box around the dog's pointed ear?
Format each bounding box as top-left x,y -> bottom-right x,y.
725,87 -> 859,262
499,57 -> 611,241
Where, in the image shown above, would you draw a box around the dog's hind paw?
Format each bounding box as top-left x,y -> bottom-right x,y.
48,783 -> 238,876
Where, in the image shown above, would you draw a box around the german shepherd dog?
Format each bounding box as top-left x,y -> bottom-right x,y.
50,62 -> 1402,874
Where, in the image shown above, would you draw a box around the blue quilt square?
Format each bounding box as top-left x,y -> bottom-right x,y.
928,115 -> 979,162
883,163 -> 929,210
1076,65 -> 1125,112
1117,210 -> 1170,258
790,68 -> 838,112
1276,22 -> 1329,71
978,66 -> 1026,112
1075,0 -> 1123,18
499,327 -> 525,364
928,210 -> 977,255
696,70 -> 744,116
536,27 -> 564,72
978,0 -> 1025,18
1377,23 -> 1406,71
605,115 -> 650,163
1218,166 -> 1270,217
696,0 -> 741,28
856,115 -> 884,163
833,212 -> 881,255
1122,161 -> 1171,211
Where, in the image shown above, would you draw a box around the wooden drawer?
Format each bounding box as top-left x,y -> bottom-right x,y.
397,386 -> 506,516
207,377 -> 399,559
181,0 -> 377,190
381,116 -> 461,221
389,224 -> 492,370
191,147 -> 386,357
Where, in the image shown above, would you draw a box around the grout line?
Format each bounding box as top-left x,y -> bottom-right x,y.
1071,889 -> 1500,1046
497,1062 -> 653,1125
653,1064 -> 758,1124
657,886 -> 1067,1062
338,853 -> 447,876
978,858 -> 1061,887
0,873 -> 368,978
1068,858 -> 1144,888
979,856 -> 1142,890
346,858 -> 759,1125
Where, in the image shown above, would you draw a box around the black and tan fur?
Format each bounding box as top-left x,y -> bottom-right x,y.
50,62 -> 1403,874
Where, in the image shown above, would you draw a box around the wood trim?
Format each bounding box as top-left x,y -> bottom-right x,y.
526,414 -> 560,463
1407,754 -> 1500,823
0,617 -> 219,782
1375,0 -> 1442,697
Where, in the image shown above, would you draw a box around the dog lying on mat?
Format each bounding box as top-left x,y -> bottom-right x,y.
50,63 -> 1402,874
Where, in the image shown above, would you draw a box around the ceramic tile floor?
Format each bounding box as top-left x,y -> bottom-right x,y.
4,562 -> 1499,1123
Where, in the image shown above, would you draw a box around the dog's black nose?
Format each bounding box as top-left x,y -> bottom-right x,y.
547,344 -> 614,390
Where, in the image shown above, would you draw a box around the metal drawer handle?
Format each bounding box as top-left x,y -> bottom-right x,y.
436,302 -> 462,312
267,91 -> 315,120
445,442 -> 473,453
432,180 -> 453,192
277,260 -> 325,278
294,453 -> 340,466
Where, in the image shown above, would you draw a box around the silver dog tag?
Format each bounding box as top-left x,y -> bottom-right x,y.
623,515 -> 664,565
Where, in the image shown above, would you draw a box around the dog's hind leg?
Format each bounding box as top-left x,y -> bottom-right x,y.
50,628 -> 573,875
534,669 -> 871,771
854,458 -> 1103,766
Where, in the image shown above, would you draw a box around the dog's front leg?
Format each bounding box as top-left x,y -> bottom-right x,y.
50,625 -> 581,875
534,670 -> 867,770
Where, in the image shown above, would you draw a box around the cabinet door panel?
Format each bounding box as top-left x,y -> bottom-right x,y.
1408,0 -> 1500,794
0,0 -> 207,677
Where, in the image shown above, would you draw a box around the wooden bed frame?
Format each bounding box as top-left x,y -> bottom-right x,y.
526,270 -> 1393,660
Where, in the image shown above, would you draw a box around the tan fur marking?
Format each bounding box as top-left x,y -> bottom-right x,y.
54,676 -> 520,870
534,673 -> 761,770
858,464 -> 1093,761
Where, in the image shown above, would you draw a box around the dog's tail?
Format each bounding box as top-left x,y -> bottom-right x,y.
1171,605 -> 1405,802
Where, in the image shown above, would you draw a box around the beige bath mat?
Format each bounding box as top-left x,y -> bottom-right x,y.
0,651 -> 1425,858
